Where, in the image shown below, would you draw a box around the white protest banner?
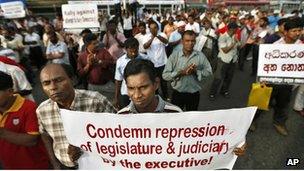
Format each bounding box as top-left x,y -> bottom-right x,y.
62,4 -> 100,32
60,107 -> 256,170
0,1 -> 25,19
258,44 -> 304,84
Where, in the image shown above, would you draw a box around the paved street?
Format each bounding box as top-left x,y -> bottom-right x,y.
32,60 -> 304,169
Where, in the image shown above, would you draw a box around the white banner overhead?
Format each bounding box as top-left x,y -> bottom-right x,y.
62,4 -> 100,31
0,1 -> 26,19
60,107 -> 256,170
258,44 -> 304,84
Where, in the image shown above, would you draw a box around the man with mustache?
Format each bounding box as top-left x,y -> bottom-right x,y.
37,63 -> 115,169
78,33 -> 115,101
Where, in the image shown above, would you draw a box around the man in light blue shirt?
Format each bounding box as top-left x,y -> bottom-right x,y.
163,30 -> 212,111
46,32 -> 70,65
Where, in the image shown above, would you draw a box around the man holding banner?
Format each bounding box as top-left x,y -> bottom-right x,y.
118,59 -> 246,155
37,63 -> 116,169
254,18 -> 303,135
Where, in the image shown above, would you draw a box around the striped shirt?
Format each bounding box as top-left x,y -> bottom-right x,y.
117,95 -> 182,114
36,89 -> 116,167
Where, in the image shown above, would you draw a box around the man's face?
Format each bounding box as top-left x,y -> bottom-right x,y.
203,22 -> 211,29
177,26 -> 185,33
49,35 -> 58,44
259,19 -> 267,27
44,25 -> 52,34
87,40 -> 99,53
139,25 -> 146,34
149,23 -> 158,36
285,28 -> 302,42
40,65 -> 74,105
182,34 -> 196,52
126,47 -> 138,59
126,72 -> 159,109
188,17 -> 194,24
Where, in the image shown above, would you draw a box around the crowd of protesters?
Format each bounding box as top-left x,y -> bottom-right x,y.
0,2 -> 304,169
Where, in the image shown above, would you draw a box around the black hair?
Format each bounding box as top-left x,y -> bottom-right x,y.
124,59 -> 157,83
182,30 -> 196,39
80,28 -> 92,36
48,31 -> 57,38
138,22 -> 146,28
107,19 -> 117,26
227,22 -> 239,29
124,37 -> 139,49
260,17 -> 269,24
148,20 -> 159,29
0,71 -> 13,90
277,18 -> 288,26
284,18 -> 303,31
84,33 -> 98,45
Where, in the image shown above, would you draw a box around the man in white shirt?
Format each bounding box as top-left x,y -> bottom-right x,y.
122,12 -> 133,38
199,19 -> 217,72
185,15 -> 200,35
143,20 -> 169,99
168,20 -> 186,55
209,22 -> 240,100
46,32 -> 70,65
1,27 -> 24,63
114,38 -> 146,109
0,62 -> 34,101
134,22 -> 149,54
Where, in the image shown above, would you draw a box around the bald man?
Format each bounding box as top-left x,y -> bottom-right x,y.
36,63 -> 116,169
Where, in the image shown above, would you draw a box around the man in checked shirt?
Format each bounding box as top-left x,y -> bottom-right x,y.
36,63 -> 116,169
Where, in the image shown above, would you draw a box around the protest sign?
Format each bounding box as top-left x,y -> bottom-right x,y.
62,4 -> 100,32
0,1 -> 25,19
60,107 -> 256,170
258,44 -> 304,84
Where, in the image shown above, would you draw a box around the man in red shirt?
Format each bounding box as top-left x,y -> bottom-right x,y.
77,33 -> 115,101
0,71 -> 49,169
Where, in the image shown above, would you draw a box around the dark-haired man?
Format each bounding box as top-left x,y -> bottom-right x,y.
78,33 -> 115,101
134,22 -> 149,54
118,59 -> 182,114
114,38 -> 147,109
251,18 -> 303,135
102,20 -> 126,61
209,22 -> 240,100
46,31 -> 70,65
247,17 -> 273,76
118,59 -> 246,156
0,71 -> 49,169
37,63 -> 116,169
163,30 -> 212,111
144,21 -> 169,100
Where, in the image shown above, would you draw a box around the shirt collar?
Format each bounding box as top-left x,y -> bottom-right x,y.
179,49 -> 198,59
129,95 -> 165,113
